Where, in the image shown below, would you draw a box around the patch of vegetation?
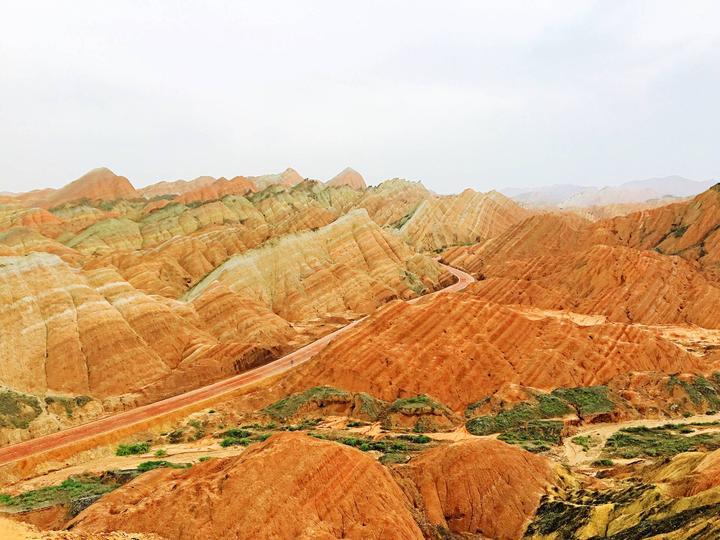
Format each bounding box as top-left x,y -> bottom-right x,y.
403,270 -> 426,295
668,375 -> 720,410
263,386 -> 351,420
339,437 -> 408,453
464,397 -> 490,419
219,436 -> 252,447
604,425 -> 720,458
551,386 -> 614,416
397,434 -> 431,444
198,456 -> 213,462
347,420 -> 368,428
219,428 -> 252,439
388,394 -> 447,414
136,461 -> 191,473
593,458 -> 614,467
379,453 -> 410,465
497,420 -> 564,453
44,395 -> 92,418
465,395 -> 571,437
571,435 -> 593,451
0,475 -> 119,512
154,449 -> 168,458
671,224 -> 689,238
115,441 -> 151,456
0,390 -> 43,429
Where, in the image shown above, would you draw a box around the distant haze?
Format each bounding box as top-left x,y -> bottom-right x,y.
1,1 -> 719,194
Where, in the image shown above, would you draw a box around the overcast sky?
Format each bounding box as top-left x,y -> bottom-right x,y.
1,1 -> 718,194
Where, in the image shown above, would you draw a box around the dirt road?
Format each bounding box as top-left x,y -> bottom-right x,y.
0,264 -> 474,466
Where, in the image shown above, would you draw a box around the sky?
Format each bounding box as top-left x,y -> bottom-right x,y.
1,1 -> 719,194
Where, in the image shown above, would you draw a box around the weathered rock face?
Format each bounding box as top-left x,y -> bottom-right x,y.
185,209 -> 446,321
396,438 -> 559,539
326,167 -> 366,190
278,292 -> 704,410
398,188 -> 532,251
70,433 -> 424,539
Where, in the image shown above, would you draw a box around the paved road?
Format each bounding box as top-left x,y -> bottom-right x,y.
0,264 -> 474,466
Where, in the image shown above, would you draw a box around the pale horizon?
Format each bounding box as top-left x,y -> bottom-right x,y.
2,1 -> 719,194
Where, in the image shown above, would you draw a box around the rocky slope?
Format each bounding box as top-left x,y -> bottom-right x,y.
275,292 -> 705,410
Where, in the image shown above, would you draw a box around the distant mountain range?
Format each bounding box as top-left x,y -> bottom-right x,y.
501,175 -> 716,208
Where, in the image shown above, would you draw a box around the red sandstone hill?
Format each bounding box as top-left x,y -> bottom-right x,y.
277,292 -> 705,410
175,176 -> 257,204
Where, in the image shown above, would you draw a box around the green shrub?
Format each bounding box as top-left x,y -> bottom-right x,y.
0,390 -> 43,429
604,426 -> 720,458
219,428 -> 251,439
498,420 -> 564,452
592,459 -> 614,467
263,386 -> 350,420
154,449 -> 168,458
551,386 -> 614,416
0,476 -> 118,511
397,434 -> 431,444
116,442 -> 151,456
136,461 -> 190,473
571,435 -> 592,451
219,436 -> 251,447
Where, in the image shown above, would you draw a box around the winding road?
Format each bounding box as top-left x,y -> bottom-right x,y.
0,264 -> 474,467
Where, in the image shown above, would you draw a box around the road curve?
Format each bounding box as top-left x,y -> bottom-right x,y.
0,264 -> 474,466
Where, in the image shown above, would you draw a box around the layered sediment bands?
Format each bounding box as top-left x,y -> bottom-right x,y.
396,439 -> 559,539
353,178 -> 431,227
326,167 -> 366,189
0,252 -> 292,403
249,167 -> 304,189
0,228 -> 83,265
467,245 -> 720,328
84,184 -> 364,297
137,175 -> 216,197
175,176 -> 256,204
282,293 -> 704,410
398,188 -> 532,251
185,209 -> 445,321
443,213 -> 591,276
70,433 -> 424,539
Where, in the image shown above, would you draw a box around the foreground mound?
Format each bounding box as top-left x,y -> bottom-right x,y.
69,432 -> 422,539
397,439 -> 560,539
